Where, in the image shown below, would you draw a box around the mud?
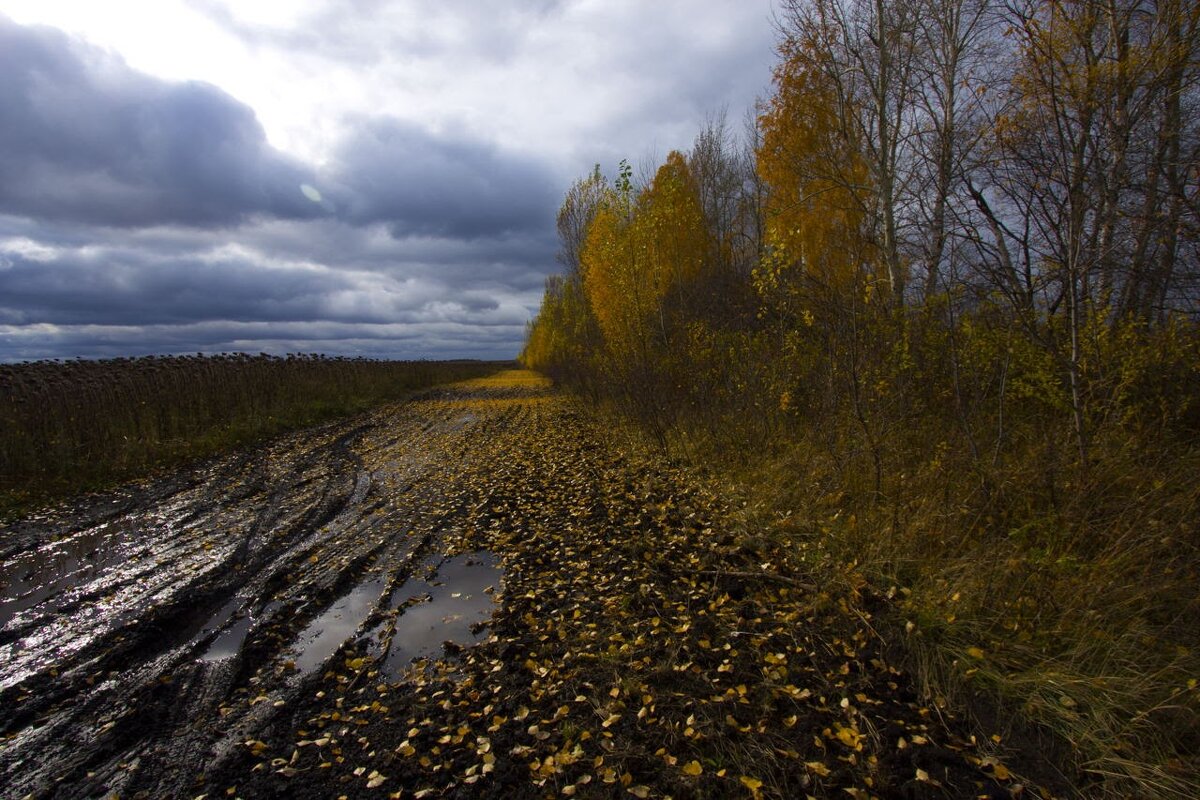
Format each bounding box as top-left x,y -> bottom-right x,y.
0,377 -> 525,799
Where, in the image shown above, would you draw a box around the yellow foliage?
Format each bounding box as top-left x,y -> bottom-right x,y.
756,33 -> 873,301
581,152 -> 708,363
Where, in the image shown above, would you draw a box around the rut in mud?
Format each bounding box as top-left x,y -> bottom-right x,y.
1,372 -> 1022,799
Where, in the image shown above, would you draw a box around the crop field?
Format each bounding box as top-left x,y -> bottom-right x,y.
0,354 -> 504,516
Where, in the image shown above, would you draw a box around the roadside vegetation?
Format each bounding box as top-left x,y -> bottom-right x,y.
0,353 -> 503,517
200,371 -> 1013,799
522,2 -> 1200,797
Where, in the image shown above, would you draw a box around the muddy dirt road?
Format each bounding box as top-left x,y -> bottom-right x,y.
1,372 -> 1017,799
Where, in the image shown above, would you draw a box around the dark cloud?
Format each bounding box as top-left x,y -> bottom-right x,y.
0,237 -> 531,328
0,17 -> 323,228
321,117 -> 560,239
0,249 -> 345,326
0,16 -> 561,245
0,3 -> 775,362
0,319 -> 526,363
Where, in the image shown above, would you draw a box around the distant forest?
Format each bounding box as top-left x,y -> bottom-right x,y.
523,1 -> 1199,796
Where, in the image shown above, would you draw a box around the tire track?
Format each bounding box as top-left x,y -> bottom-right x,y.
0,379 -> 530,799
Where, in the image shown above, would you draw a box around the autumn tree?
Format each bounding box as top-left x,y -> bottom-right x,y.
961,0 -> 1200,459
556,165 -> 609,280
775,0 -> 924,306
756,24 -> 873,315
520,170 -> 609,385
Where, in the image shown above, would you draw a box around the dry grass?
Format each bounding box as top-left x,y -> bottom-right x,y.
0,354 -> 506,517
684,401 -> 1200,799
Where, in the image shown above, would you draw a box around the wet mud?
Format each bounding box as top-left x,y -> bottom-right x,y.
0,378 -> 524,799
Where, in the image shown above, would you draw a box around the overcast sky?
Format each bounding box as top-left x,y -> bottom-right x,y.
0,0 -> 777,362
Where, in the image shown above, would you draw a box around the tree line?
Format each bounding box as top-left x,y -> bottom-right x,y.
523,1 -> 1199,795
526,0 -> 1198,453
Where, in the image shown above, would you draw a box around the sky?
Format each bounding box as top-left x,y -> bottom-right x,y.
0,0 -> 777,362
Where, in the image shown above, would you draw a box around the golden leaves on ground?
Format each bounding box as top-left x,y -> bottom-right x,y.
220,377 -> 1011,798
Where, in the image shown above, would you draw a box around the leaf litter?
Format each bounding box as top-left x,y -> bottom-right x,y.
201,371 -> 1026,799
0,371 -> 1030,798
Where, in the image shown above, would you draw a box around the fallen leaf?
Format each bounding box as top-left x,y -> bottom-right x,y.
834,726 -> 861,749
740,775 -> 764,795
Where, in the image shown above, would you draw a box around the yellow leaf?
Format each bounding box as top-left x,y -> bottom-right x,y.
627,786 -> 650,798
682,760 -> 703,776
834,726 -> 861,749
740,776 -> 764,796
965,647 -> 985,660
805,761 -> 831,777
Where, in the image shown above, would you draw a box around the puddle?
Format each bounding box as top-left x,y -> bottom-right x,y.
200,615 -> 254,661
349,472 -> 371,505
290,578 -> 388,674
0,520 -> 136,628
197,599 -> 282,662
381,552 -> 502,679
449,413 -> 478,431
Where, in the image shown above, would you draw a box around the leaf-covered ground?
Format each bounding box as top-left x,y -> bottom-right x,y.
199,371 -> 1027,799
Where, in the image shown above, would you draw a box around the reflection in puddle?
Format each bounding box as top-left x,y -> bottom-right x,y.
450,413 -> 477,431
198,599 -> 281,662
257,551 -> 502,678
200,615 -> 254,661
0,520 -> 135,628
290,578 -> 388,674
382,552 -> 502,679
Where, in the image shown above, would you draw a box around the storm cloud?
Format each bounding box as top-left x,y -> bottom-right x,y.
324,117 -> 559,239
0,240 -> 530,328
0,18 -> 321,228
0,2 -> 775,362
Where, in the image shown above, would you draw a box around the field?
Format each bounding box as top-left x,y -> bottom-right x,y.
0,354 -> 504,517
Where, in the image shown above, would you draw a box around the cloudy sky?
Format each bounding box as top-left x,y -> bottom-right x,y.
0,0 -> 777,362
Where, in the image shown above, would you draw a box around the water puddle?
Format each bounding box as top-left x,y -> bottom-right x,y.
0,520 -> 136,628
290,578 -> 388,674
349,472 -> 371,505
197,598 -> 281,662
200,614 -> 255,661
449,413 -> 478,431
381,552 -> 502,679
